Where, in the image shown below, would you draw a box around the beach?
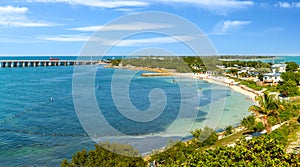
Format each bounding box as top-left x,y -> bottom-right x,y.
170,72 -> 259,101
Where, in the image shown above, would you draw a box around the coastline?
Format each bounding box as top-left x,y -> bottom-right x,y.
108,64 -> 259,106
170,72 -> 260,102
104,65 -> 265,158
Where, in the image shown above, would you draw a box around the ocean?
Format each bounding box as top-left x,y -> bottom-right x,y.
0,55 -> 297,166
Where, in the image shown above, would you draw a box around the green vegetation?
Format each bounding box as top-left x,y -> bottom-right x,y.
248,93 -> 284,133
221,60 -> 271,68
286,62 -> 299,72
109,56 -> 222,73
61,59 -> 300,166
110,59 -> 121,66
241,115 -> 256,129
252,122 -> 265,132
278,71 -> 300,96
239,80 -> 263,91
148,123 -> 300,166
61,142 -> 145,167
241,115 -> 265,132
191,126 -> 218,146
225,125 -> 233,136
61,106 -> 300,167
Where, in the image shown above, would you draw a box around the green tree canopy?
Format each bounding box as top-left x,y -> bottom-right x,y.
248,93 -> 283,133
61,142 -> 145,167
286,62 -> 299,72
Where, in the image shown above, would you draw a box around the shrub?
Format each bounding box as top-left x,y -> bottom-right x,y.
241,115 -> 256,129
279,111 -> 291,122
267,116 -> 278,126
252,122 -> 265,132
225,125 -> 233,136
61,142 -> 145,167
191,126 -> 218,146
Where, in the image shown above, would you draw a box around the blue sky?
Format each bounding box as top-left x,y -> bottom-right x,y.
0,0 -> 299,56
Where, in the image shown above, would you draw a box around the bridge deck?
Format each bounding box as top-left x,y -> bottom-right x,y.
0,60 -> 106,68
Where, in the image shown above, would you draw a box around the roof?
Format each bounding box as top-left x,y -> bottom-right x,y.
263,72 -> 281,77
271,63 -> 287,68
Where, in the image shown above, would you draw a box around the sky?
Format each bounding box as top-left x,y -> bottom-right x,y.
0,0 -> 299,56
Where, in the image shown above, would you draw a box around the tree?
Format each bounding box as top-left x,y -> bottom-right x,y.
252,122 -> 265,132
258,74 -> 264,81
279,79 -> 300,97
149,124 -> 300,166
191,126 -> 218,146
241,115 -> 256,129
248,93 -> 283,133
286,62 -> 299,72
225,125 -> 233,136
61,142 -> 145,167
110,59 -> 122,66
281,71 -> 300,85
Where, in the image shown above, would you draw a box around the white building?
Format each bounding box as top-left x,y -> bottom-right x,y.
271,63 -> 287,73
263,72 -> 282,83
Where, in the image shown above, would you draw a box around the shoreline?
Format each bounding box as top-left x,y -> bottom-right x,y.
106,65 -> 263,156
108,64 -> 260,107
170,72 -> 260,102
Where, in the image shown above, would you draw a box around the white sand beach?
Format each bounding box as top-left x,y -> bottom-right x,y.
170,72 -> 260,101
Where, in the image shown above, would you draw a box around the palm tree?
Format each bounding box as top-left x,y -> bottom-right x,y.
248,93 -> 284,133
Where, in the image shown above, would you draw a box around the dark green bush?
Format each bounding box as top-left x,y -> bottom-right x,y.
225,125 -> 233,136
252,122 -> 265,132
241,115 -> 256,129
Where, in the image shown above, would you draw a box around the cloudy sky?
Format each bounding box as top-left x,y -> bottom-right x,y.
0,0 -> 299,56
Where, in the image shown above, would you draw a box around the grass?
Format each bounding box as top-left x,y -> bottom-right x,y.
211,130 -> 251,148
286,119 -> 300,145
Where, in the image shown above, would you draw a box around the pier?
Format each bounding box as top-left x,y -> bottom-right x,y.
0,59 -> 103,68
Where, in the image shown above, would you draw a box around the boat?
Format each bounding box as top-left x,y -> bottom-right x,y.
49,56 -> 59,61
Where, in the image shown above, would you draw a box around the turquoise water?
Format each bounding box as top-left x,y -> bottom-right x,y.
4,55 -> 299,166
252,56 -> 300,64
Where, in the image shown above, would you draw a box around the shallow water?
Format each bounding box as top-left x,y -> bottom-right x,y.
0,64 -> 254,166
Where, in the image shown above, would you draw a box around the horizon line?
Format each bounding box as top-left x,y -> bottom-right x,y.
0,54 -> 299,57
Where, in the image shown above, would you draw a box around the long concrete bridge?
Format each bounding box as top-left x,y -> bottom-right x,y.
0,59 -> 105,68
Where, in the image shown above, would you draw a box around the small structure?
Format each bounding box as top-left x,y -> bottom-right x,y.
263,72 -> 282,84
271,63 -> 287,73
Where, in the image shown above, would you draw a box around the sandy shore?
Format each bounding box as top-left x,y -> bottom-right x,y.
170,72 -> 260,101
108,65 -> 260,103
200,76 -> 259,101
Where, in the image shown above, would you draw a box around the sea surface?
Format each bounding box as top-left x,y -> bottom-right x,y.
0,56 -> 297,166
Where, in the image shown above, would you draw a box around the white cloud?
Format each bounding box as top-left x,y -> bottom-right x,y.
109,35 -> 195,46
276,2 -> 292,8
159,0 -> 253,8
26,0 -> 149,8
275,2 -> 300,8
37,34 -> 92,41
157,0 -> 253,14
0,5 -> 58,27
37,33 -> 196,47
68,22 -> 173,32
0,6 -> 28,14
214,20 -> 251,34
26,0 -> 253,14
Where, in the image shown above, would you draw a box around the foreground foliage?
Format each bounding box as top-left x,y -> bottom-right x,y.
248,92 -> 284,133
61,142 -> 145,167
149,124 -> 300,166
61,124 -> 300,167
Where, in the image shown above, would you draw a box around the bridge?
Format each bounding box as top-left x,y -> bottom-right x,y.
0,59 -> 105,68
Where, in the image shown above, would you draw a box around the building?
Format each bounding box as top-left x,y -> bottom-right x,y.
271,63 -> 287,73
263,72 -> 282,83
